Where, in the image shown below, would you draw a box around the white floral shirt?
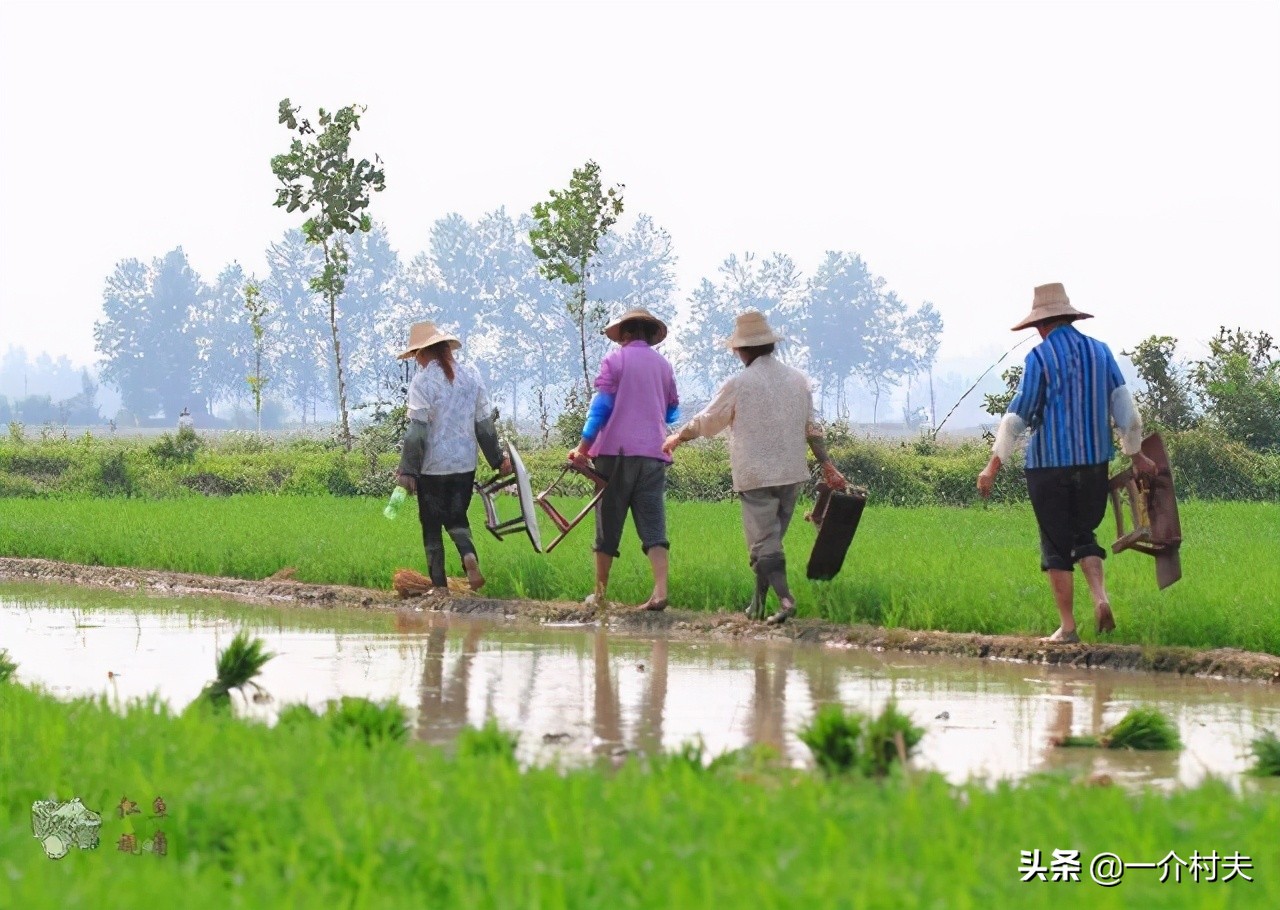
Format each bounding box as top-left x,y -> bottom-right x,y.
407,359 -> 492,475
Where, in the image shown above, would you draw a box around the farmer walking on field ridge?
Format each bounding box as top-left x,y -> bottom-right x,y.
394,321 -> 509,593
568,307 -> 680,612
977,283 -> 1157,643
663,310 -> 847,625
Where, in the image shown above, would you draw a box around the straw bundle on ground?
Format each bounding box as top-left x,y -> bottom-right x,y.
392,568 -> 476,598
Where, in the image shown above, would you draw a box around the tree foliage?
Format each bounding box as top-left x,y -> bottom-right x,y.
529,160 -> 624,396
1123,335 -> 1198,432
1192,328 -> 1280,451
271,98 -> 386,449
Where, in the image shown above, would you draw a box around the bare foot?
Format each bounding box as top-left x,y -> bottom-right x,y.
462,554 -> 485,592
1040,627 -> 1080,644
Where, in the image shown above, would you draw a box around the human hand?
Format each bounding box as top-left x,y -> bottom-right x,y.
662,433 -> 682,456
976,468 -> 997,499
396,472 -> 417,495
499,456 -> 512,476
567,443 -> 590,464
821,461 -> 847,491
1131,452 -> 1158,477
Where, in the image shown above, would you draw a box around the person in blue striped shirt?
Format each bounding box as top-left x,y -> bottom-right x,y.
977,284 -> 1157,644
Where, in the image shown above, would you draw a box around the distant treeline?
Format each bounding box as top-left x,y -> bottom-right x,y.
86,212 -> 942,430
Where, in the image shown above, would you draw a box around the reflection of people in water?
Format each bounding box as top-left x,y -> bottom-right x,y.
746,646 -> 791,753
634,638 -> 669,756
416,623 -> 483,745
592,629 -> 624,756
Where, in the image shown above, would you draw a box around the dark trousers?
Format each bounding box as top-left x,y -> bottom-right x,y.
416,471 -> 477,586
1025,464 -> 1110,571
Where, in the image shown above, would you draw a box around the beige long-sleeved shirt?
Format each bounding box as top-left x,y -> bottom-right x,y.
680,354 -> 821,492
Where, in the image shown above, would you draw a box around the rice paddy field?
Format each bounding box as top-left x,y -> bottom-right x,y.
3,677 -> 1279,909
1,495 -> 1278,653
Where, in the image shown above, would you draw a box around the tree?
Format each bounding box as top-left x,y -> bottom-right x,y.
243,281 -> 270,434
899,302 -> 944,428
982,366 -> 1023,417
802,252 -> 885,418
263,229 -> 330,423
1192,327 -> 1280,451
199,263 -> 255,413
529,160 -> 624,397
852,290 -> 910,426
94,249 -> 205,422
677,252 -> 805,400
1122,335 -> 1198,432
271,98 -> 386,449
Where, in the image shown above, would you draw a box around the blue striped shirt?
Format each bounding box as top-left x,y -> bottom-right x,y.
1008,324 -> 1125,469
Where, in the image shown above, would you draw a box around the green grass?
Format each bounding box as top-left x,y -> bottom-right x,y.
1,496 -> 1278,652
3,681 -> 1280,908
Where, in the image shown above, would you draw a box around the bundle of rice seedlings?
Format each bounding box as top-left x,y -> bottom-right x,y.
325,696 -> 410,746
190,631 -> 275,713
457,717 -> 519,762
1102,707 -> 1182,750
1055,706 -> 1182,751
1249,730 -> 1280,776
0,648 -> 17,684
863,699 -> 925,776
799,704 -> 865,776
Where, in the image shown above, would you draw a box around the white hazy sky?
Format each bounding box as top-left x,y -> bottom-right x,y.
1,0 -> 1277,372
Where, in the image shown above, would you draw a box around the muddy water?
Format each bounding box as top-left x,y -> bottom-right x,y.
4,583 -> 1280,788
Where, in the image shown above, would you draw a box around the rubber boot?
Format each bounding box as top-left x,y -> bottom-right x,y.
747,560 -> 771,621
425,545 -> 447,589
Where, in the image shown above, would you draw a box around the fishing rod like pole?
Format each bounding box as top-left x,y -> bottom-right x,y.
930,335 -> 1033,437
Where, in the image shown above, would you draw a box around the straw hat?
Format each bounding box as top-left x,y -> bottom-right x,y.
1010,283 -> 1093,331
603,307 -> 668,344
724,310 -> 783,349
397,321 -> 461,359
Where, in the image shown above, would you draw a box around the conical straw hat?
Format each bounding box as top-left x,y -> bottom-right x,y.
723,310 -> 783,348
1011,283 -> 1093,331
603,307 -> 668,344
397,321 -> 461,359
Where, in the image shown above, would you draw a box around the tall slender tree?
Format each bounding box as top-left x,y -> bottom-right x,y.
529,160 -> 624,397
271,98 -> 386,449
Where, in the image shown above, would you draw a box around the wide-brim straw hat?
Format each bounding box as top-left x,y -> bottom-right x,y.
397,321 -> 461,359
724,310 -> 783,348
603,307 -> 668,345
1011,283 -> 1093,331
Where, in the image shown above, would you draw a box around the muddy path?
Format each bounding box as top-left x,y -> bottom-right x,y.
4,556 -> 1279,683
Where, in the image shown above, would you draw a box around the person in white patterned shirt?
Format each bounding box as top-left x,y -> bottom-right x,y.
395,321 -> 509,592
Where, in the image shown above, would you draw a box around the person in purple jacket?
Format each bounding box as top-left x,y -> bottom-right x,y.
568,307 -> 680,612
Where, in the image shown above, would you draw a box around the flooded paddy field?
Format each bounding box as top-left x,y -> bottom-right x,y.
5,582 -> 1279,789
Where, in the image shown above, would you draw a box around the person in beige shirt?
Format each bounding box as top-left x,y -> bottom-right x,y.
663,311 -> 847,624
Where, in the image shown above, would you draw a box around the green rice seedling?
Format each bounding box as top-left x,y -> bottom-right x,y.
189,631 -> 275,713
799,703 -> 865,776
0,648 -> 16,683
323,696 -> 410,746
667,737 -> 707,770
1249,730 -> 1280,776
1102,707 -> 1182,750
456,716 -> 519,762
862,699 -> 925,776
275,702 -> 321,729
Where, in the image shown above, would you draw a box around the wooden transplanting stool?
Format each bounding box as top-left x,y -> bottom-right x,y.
1108,432 -> 1183,589
805,482 -> 868,581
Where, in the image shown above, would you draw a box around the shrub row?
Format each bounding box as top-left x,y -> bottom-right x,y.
0,428 -> 1276,503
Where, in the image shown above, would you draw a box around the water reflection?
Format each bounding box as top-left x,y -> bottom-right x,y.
4,588 -> 1280,789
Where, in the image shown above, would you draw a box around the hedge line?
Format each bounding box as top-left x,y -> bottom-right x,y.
0,428 -> 1276,504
